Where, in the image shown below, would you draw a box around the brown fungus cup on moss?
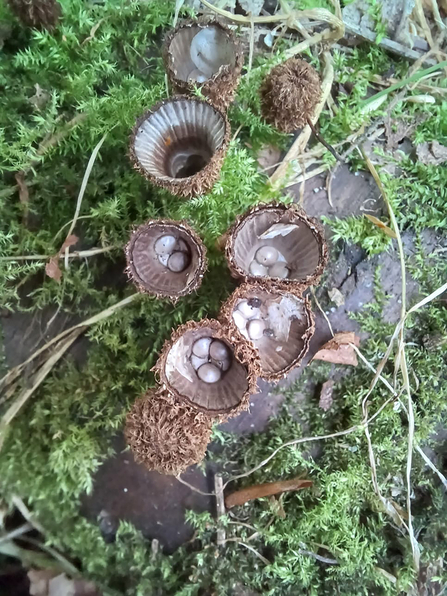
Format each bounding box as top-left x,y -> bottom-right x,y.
130,96 -> 230,198
225,203 -> 328,290
260,58 -> 321,133
125,388 -> 213,476
154,319 -> 260,418
125,219 -> 207,300
220,281 -> 315,381
163,18 -> 244,110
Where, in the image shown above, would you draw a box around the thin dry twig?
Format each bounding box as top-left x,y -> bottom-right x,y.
215,474 -> 226,546
0,246 -> 118,262
362,149 -> 420,570
0,328 -> 85,451
0,293 -> 140,393
175,474 -> 215,496
62,134 -> 107,270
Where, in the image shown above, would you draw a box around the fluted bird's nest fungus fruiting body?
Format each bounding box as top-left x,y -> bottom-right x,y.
154,319 -> 260,418
125,219 -> 207,300
130,96 -> 230,198
260,58 -> 321,133
125,389 -> 213,476
225,203 -> 328,290
163,18 -> 244,110
220,281 -> 315,381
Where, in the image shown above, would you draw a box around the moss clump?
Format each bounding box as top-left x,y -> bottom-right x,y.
260,58 -> 321,132
125,389 -> 212,475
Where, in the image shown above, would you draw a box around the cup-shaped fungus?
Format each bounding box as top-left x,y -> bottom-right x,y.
225,203 -> 328,289
125,219 -> 207,299
220,281 -> 315,381
130,97 -> 230,198
154,319 -> 260,418
163,18 -> 244,110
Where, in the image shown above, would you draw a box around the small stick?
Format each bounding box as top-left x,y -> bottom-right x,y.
306,118 -> 344,162
214,474 -> 226,547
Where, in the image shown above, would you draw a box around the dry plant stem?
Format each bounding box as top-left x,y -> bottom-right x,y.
270,52 -> 334,188
201,0 -> 344,56
414,0 -> 435,48
11,496 -> 45,534
175,474 -> 215,497
63,134 -> 107,268
362,149 -> 420,571
0,328 -> 85,451
224,538 -> 270,565
20,535 -> 80,577
0,523 -> 33,545
0,246 -> 117,262
215,474 -> 226,546
306,117 -> 343,162
0,293 -> 140,393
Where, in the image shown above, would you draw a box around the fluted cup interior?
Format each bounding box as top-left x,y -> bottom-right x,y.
230,287 -> 312,377
164,325 -> 248,414
133,99 -> 226,181
128,223 -> 202,296
232,207 -> 322,281
169,24 -> 237,82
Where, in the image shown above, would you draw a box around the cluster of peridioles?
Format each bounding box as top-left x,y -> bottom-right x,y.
124,17 -> 326,476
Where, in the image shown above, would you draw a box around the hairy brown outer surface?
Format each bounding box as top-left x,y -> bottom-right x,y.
163,17 -> 244,111
260,58 -> 321,133
153,318 -> 261,419
124,218 -> 208,300
124,388 -> 213,476
219,280 -> 315,382
129,96 -> 231,199
225,202 -> 328,290
7,0 -> 61,28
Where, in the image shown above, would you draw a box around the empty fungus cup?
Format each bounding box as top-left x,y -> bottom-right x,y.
125,219 -> 207,300
154,319 -> 260,417
130,96 -> 230,198
163,18 -> 243,110
225,203 -> 328,289
125,388 -> 213,476
220,281 -> 315,381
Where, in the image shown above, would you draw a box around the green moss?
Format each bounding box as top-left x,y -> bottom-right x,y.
1,0 -> 447,594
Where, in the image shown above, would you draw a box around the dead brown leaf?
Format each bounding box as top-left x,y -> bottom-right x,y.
82,19 -> 105,45
416,141 -> 447,166
312,332 -> 360,366
365,214 -> 397,238
45,257 -> 62,283
60,234 -> 79,252
328,287 -> 345,307
225,477 -> 312,508
45,235 -> 78,283
319,380 -> 335,411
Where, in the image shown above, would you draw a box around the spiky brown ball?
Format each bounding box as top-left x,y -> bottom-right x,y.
260,58 -> 321,133
7,0 -> 61,29
125,390 -> 213,476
